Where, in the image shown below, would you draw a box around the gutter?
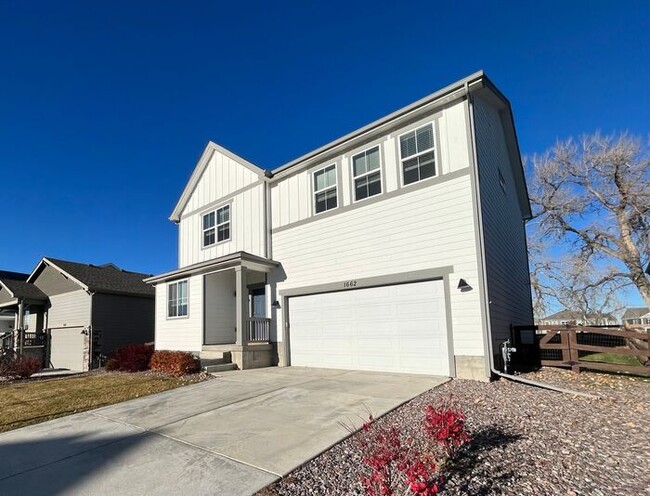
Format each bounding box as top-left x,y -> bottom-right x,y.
465,84 -> 599,400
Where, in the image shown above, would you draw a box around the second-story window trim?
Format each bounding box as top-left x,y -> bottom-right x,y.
313,164 -> 338,215
352,145 -> 382,202
202,204 -> 231,247
399,122 -> 437,186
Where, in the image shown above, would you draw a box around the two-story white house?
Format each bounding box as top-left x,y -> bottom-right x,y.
145,71 -> 533,380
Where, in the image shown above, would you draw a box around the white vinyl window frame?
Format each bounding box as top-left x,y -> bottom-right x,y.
312,163 -> 338,215
398,122 -> 438,187
202,203 -> 231,248
351,145 -> 383,203
167,279 -> 189,319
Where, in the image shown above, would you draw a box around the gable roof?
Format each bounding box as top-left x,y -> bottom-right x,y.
0,270 -> 29,282
169,142 -> 268,223
622,307 -> 650,320
0,271 -> 48,302
28,258 -> 154,298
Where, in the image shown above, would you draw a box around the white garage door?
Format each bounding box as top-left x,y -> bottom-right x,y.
288,280 -> 450,376
50,328 -> 85,371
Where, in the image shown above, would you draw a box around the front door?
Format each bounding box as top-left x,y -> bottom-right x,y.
250,288 -> 266,318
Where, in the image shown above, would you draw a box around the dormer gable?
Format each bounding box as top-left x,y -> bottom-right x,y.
170,142 -> 268,223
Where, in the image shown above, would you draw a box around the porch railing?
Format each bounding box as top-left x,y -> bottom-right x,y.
247,318 -> 271,342
0,332 -> 12,353
23,332 -> 46,347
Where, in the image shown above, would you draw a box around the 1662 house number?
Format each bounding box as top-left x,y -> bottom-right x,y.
343,280 -> 358,288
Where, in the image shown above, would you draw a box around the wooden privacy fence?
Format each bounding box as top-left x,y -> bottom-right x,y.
535,325 -> 650,376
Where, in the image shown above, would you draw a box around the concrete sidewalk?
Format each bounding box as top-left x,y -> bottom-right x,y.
0,367 -> 448,496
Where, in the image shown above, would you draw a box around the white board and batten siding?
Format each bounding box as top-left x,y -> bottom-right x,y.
177,148 -> 267,268
272,99 -> 485,360
473,96 -> 533,349
154,274 -> 203,352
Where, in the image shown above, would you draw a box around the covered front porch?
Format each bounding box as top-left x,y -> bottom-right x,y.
146,252 -> 280,370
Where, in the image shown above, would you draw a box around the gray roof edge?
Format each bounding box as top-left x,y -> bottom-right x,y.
145,251 -> 279,284
269,70 -> 486,178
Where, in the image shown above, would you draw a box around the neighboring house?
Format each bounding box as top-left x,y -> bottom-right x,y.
535,310 -> 618,326
145,71 -> 533,379
0,258 -> 155,371
622,307 -> 650,328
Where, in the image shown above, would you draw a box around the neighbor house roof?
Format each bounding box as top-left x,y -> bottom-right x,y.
622,307 -> 650,320
28,258 -> 154,298
540,309 -> 616,321
0,276 -> 48,302
0,270 -> 29,282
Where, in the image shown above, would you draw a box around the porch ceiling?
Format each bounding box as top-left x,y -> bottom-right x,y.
144,251 -> 279,285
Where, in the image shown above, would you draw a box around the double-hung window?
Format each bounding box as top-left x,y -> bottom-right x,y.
352,146 -> 382,201
399,123 -> 436,185
313,164 -> 337,214
168,280 -> 188,318
202,204 -> 230,247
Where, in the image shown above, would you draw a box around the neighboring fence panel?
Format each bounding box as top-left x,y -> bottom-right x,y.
524,324 -> 650,376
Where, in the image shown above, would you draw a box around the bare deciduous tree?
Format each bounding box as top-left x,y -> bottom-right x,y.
527,133 -> 650,311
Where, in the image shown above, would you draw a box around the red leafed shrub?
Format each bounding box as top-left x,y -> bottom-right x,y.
423,404 -> 470,453
149,350 -> 200,376
355,400 -> 470,496
107,343 -> 154,372
0,355 -> 42,378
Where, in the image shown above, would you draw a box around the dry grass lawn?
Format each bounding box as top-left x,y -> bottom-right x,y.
0,371 -> 204,433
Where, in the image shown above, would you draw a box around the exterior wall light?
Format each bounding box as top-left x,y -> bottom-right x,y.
457,279 -> 472,292
271,300 -> 281,308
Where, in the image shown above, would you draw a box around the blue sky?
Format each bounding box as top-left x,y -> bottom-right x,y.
1,1 -> 648,283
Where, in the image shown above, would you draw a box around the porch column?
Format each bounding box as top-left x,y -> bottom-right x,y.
235,266 -> 249,346
17,300 -> 24,354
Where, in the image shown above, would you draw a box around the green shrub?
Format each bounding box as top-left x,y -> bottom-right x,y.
149,350 -> 200,376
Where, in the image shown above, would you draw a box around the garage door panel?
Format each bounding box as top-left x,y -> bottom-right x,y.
289,280 -> 450,376
50,328 -> 85,371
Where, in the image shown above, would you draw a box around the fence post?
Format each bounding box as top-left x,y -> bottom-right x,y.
560,330 -> 570,364
567,330 -> 580,373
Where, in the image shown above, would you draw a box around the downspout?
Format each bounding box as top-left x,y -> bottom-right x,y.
88,291 -> 94,370
465,83 -> 598,399
264,172 -> 273,259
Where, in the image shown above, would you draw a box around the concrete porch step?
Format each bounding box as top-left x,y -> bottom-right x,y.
200,350 -> 232,361
204,363 -> 238,373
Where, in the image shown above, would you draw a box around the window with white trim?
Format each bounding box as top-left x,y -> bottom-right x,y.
313,164 -> 337,214
168,280 -> 188,318
399,123 -> 436,185
352,146 -> 382,201
202,204 -> 230,247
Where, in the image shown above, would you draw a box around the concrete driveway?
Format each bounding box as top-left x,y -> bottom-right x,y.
0,367 -> 448,496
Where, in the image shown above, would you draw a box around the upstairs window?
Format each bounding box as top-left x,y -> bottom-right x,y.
168,280 -> 188,318
202,204 -> 230,247
352,146 -> 382,201
313,164 -> 338,214
399,123 -> 436,185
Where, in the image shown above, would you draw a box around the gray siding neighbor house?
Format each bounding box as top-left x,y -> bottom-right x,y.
0,258 -> 154,371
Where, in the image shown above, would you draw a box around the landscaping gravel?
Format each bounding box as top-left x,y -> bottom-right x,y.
260,368 -> 650,496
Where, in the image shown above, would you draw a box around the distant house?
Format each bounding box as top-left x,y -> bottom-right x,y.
536,309 -> 617,326
622,307 -> 650,327
0,258 -> 154,371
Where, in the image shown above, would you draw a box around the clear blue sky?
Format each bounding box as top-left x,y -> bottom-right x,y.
1,0 -> 648,277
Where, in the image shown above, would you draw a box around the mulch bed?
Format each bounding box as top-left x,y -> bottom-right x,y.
260,368 -> 650,495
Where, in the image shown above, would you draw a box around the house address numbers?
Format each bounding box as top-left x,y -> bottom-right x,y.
343,280 -> 358,288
